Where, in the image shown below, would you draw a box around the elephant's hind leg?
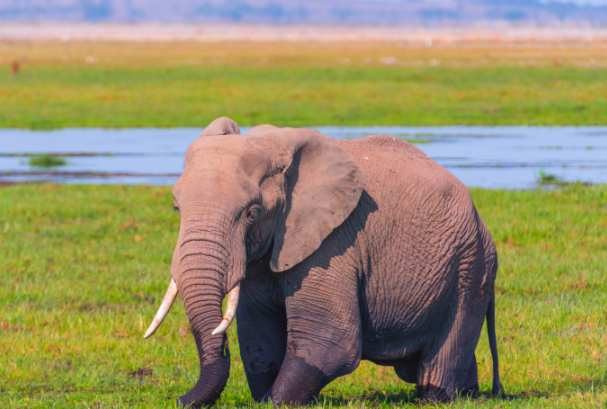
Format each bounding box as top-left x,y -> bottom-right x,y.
417,210 -> 495,402
415,294 -> 488,402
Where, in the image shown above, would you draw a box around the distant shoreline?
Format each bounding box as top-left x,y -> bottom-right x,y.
2,23 -> 607,44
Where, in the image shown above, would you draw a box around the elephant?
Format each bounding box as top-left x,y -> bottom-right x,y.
143,117 -> 504,407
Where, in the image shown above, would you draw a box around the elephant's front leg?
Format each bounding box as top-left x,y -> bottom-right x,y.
270,266 -> 362,405
237,277 -> 287,402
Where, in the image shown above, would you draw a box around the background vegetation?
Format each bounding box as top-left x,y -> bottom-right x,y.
1,42 -> 606,128
1,184 -> 606,408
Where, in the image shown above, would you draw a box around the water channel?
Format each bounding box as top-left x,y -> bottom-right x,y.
1,126 -> 606,189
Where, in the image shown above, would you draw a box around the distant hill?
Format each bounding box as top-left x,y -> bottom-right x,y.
2,0 -> 607,25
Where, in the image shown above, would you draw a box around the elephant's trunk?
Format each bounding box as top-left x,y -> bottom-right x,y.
177,237 -> 233,408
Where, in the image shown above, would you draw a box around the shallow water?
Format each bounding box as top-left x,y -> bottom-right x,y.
1,126 -> 606,189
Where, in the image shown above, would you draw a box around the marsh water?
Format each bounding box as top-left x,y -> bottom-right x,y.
1,126 -> 606,189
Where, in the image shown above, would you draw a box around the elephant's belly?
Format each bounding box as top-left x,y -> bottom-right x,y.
361,329 -> 425,363
359,272 -> 457,361
361,351 -> 421,384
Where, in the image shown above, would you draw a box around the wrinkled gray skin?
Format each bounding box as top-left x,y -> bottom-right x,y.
166,117 -> 504,407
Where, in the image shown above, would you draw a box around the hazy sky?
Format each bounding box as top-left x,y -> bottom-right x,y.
359,0 -> 607,4
535,0 -> 606,4
538,0 -> 605,3
538,0 -> 606,4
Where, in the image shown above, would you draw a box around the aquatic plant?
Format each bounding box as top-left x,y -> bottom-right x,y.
29,154 -> 67,168
538,168 -> 561,185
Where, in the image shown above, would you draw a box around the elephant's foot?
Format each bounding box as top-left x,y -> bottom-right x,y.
460,383 -> 479,398
261,386 -> 273,403
416,383 -> 451,403
416,354 -> 479,403
270,356 -> 328,405
247,367 -> 280,402
416,382 -> 480,403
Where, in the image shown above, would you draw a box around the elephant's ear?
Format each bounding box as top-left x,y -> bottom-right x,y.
267,129 -> 367,272
200,117 -> 240,137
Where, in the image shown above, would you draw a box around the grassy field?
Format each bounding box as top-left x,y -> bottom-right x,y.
1,42 -> 607,128
1,183 -> 606,408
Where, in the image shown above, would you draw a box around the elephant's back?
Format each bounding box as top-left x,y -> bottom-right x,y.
335,135 -> 469,207
335,135 -> 484,357
335,134 -> 430,163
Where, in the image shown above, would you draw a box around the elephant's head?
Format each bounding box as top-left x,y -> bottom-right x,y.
143,117 -> 366,407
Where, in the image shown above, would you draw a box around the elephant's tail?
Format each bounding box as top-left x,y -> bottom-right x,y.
486,293 -> 505,397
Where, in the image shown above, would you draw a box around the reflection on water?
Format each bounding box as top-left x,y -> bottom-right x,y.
1,126 -> 606,189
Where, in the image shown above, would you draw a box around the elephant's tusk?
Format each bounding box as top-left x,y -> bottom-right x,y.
211,282 -> 240,335
144,279 -> 178,339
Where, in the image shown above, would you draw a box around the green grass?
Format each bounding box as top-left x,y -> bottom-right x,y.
2,65 -> 607,128
1,184 -> 606,408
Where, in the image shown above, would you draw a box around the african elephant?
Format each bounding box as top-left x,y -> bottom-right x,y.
143,117 -> 504,407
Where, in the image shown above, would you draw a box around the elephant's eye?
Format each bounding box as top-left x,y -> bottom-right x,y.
173,206 -> 179,213
247,206 -> 260,222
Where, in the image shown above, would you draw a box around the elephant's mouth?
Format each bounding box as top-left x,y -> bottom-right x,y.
143,279 -> 241,339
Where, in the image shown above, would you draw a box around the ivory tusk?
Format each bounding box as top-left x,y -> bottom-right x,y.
144,279 -> 178,339
211,282 -> 240,335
